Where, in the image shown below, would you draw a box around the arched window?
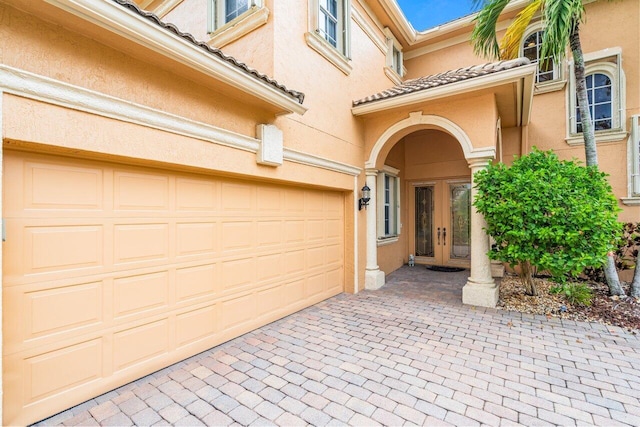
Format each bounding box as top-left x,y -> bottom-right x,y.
522,30 -> 557,83
576,72 -> 613,133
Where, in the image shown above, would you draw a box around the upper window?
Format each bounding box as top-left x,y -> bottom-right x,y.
566,48 -> 625,145
305,0 -> 352,74
208,0 -> 261,33
377,166 -> 401,241
318,0 -> 340,48
522,30 -> 557,83
384,28 -> 403,83
576,73 -> 612,133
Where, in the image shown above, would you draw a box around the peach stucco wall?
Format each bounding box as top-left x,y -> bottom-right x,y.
403,0 -> 640,222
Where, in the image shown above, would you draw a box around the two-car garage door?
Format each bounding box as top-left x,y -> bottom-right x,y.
2,150 -> 345,425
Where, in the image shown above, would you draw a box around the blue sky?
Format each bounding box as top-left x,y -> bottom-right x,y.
397,1 -> 479,31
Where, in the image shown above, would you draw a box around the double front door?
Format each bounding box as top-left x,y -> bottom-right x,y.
411,180 -> 471,267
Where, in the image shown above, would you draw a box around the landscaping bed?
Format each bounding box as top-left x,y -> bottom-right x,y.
498,274 -> 640,333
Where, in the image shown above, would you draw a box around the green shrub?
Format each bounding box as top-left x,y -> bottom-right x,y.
474,148 -> 620,296
550,283 -> 593,306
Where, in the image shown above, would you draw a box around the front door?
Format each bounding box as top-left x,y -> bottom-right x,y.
412,180 -> 471,267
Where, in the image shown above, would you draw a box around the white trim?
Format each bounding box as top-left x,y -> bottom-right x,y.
351,5 -> 386,54
353,175 -> 359,293
630,115 -> 640,197
207,5 -> 269,48
366,113 -> 491,169
377,165 -> 401,239
44,0 -> 306,115
352,63 -> 537,118
155,0 -> 183,18
566,47 -> 625,142
0,65 -> 360,177
384,67 -> 402,85
384,27 -> 404,80
520,22 -> 562,85
377,236 -> 399,246
621,198 -> 640,206
305,31 -> 353,75
534,79 -> 566,95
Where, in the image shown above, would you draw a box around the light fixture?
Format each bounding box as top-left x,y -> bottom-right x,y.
358,184 -> 371,210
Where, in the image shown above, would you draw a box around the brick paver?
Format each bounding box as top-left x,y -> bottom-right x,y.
35,267 -> 640,426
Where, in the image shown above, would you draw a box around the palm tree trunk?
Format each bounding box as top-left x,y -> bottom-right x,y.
570,25 -> 625,296
570,25 -> 597,167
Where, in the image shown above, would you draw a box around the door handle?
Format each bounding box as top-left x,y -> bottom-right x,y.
437,227 -> 441,245
443,227 -> 447,245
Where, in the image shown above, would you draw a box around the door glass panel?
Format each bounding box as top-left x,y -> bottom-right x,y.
450,183 -> 471,259
415,186 -> 434,257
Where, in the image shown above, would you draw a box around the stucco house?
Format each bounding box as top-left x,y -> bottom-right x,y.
0,0 -> 637,424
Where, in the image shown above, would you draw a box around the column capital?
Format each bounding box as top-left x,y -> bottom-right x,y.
365,168 -> 379,176
467,157 -> 492,170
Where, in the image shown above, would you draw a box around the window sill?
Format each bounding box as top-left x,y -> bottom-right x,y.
533,79 -> 566,95
304,31 -> 352,76
621,197 -> 640,206
207,6 -> 269,48
377,236 -> 399,246
565,129 -> 628,146
384,66 -> 402,85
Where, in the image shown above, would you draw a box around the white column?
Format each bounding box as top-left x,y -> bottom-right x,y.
462,158 -> 499,307
364,169 -> 385,290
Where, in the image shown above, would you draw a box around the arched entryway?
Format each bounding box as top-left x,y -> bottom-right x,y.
363,113 -> 499,307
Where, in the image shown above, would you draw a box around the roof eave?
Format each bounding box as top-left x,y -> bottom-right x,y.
351,63 -> 538,118
45,0 -> 307,115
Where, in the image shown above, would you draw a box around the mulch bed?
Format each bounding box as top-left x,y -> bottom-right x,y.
498,274 -> 640,333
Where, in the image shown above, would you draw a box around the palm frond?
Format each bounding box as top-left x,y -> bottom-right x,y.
499,0 -> 544,59
471,0 -> 511,59
541,0 -> 585,63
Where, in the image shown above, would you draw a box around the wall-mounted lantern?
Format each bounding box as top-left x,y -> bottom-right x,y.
358,184 -> 371,210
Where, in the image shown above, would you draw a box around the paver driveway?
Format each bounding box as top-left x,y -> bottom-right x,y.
37,267 -> 640,426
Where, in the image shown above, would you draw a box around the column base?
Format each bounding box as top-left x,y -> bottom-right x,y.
365,269 -> 385,290
462,280 -> 499,308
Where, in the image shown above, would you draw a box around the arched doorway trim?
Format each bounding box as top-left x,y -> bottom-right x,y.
365,112 -> 495,169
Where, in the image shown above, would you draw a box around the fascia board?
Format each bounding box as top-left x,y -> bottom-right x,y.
45,0 -> 307,115
352,63 -> 538,116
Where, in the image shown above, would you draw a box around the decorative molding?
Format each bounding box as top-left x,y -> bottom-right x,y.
44,0 -> 306,115
384,67 -> 402,85
154,0 -> 182,18
565,130 -> 628,146
377,236 -> 399,246
305,32 -> 353,76
351,5 -> 386,54
534,79 -> 566,95
207,6 -> 269,48
621,197 -> 640,206
0,65 -> 360,176
366,113 -> 478,169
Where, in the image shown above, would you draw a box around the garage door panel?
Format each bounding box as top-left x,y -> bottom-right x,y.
221,182 -> 253,211
113,223 -> 169,264
176,222 -> 218,256
221,221 -> 254,251
113,171 -> 169,211
3,150 -> 345,425
113,320 -> 169,372
221,258 -> 255,292
24,338 -> 103,404
27,224 -> 104,274
176,304 -> 219,349
176,178 -> 218,211
113,272 -> 169,319
24,161 -> 104,210
176,263 -> 218,303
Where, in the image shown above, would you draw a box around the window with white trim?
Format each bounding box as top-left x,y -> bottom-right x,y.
567,48 -> 625,145
305,0 -> 352,74
522,30 -> 557,83
383,28 -> 404,83
207,0 -> 262,33
377,166 -> 401,240
630,115 -> 640,199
